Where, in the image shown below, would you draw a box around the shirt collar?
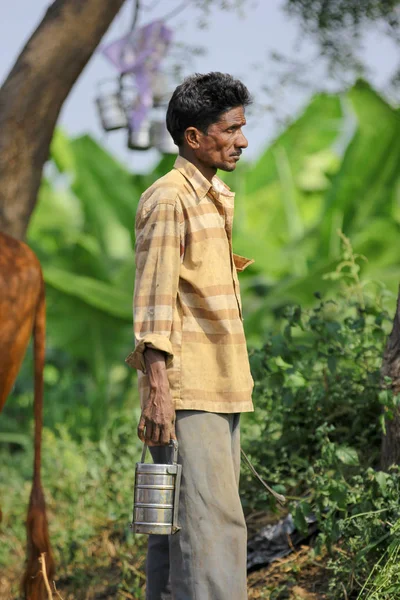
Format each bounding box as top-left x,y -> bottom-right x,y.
173,156 -> 234,202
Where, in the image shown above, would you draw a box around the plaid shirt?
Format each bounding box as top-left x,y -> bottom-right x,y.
126,156 -> 254,413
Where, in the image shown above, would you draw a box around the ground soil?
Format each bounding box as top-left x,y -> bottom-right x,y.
1,543 -> 330,600
1,510 -> 330,600
248,545 -> 330,599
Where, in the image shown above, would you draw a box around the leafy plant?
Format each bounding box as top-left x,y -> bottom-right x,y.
25,80 -> 400,350
3,79 -> 400,598
225,80 -> 400,342
241,235 -> 400,599
241,290 -> 390,509
0,412 -> 147,599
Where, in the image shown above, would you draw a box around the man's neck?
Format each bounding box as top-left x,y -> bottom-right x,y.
179,149 -> 217,183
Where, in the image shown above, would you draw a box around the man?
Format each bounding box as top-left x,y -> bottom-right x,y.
126,72 -> 254,600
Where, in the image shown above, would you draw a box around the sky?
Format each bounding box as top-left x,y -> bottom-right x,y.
1,0 -> 398,172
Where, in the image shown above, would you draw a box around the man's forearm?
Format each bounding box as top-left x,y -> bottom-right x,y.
139,348 -> 176,445
144,348 -> 169,390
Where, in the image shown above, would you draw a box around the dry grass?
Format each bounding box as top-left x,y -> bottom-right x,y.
1,542 -> 329,600
248,545 -> 329,600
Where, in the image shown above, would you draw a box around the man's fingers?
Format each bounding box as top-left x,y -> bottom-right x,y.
138,407 -> 176,447
160,425 -> 171,445
144,421 -> 153,445
158,422 -> 176,445
137,416 -> 146,442
151,424 -> 161,445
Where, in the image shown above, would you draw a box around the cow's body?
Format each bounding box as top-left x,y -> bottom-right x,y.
0,231 -> 54,599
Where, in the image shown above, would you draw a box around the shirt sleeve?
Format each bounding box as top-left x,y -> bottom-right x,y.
125,200 -> 183,373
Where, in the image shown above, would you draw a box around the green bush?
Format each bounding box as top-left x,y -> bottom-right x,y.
242,293 -> 390,509
241,242 -> 400,597
0,410 -> 148,599
3,233 -> 400,598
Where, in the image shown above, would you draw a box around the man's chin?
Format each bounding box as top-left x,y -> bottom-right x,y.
214,161 -> 237,173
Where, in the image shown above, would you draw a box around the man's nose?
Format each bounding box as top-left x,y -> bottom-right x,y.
236,130 -> 248,149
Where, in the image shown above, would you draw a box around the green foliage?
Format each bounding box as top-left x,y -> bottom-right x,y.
3,134 -> 177,444
0,414 -> 148,599
223,81 -> 400,343
26,80 -> 400,351
20,81 -> 400,356
318,462 -> 400,599
3,81 -> 400,597
241,238 -> 400,599
358,517 -> 400,599
3,346 -> 140,442
241,292 -> 389,505
283,0 -> 400,75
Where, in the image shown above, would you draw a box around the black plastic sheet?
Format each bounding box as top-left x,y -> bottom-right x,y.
247,513 -> 318,571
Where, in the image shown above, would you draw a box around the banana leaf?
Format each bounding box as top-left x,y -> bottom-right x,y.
28,80 -> 400,348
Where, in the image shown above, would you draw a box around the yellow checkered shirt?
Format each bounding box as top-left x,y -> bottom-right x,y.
126,156 -> 254,413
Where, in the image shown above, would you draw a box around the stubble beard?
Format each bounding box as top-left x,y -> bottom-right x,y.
212,159 -> 237,173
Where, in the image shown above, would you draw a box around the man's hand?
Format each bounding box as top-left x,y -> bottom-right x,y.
138,348 -> 176,446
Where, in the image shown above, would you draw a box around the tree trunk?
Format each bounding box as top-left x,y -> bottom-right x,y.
381,287 -> 400,470
0,0 -> 126,240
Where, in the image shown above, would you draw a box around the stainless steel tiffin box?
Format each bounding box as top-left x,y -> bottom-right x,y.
131,439 -> 182,535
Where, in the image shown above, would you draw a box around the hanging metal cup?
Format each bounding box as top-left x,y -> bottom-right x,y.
127,119 -> 152,151
131,439 -> 182,535
150,120 -> 177,154
95,79 -> 128,132
151,72 -> 170,108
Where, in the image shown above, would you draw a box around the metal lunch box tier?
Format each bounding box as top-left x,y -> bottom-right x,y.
134,505 -> 173,524
135,470 -> 176,487
136,463 -> 178,475
135,486 -> 174,505
133,522 -> 173,535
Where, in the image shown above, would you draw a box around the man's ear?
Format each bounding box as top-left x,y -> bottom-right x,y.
184,127 -> 202,149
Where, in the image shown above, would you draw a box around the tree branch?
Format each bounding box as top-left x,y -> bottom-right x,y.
0,0 -> 127,239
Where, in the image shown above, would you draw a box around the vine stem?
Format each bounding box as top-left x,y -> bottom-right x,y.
241,448 -> 286,505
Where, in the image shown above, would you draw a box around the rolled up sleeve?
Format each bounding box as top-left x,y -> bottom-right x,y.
125,200 -> 182,372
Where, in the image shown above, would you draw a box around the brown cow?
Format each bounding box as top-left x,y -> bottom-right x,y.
0,231 -> 54,600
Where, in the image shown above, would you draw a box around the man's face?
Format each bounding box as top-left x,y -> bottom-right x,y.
194,106 -> 248,172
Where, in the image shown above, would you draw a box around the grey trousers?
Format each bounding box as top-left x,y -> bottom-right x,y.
145,411 -> 248,600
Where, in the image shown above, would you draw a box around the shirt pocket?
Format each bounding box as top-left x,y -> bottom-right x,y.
232,253 -> 254,272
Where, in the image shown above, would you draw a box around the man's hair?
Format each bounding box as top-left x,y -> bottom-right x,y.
166,72 -> 252,147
